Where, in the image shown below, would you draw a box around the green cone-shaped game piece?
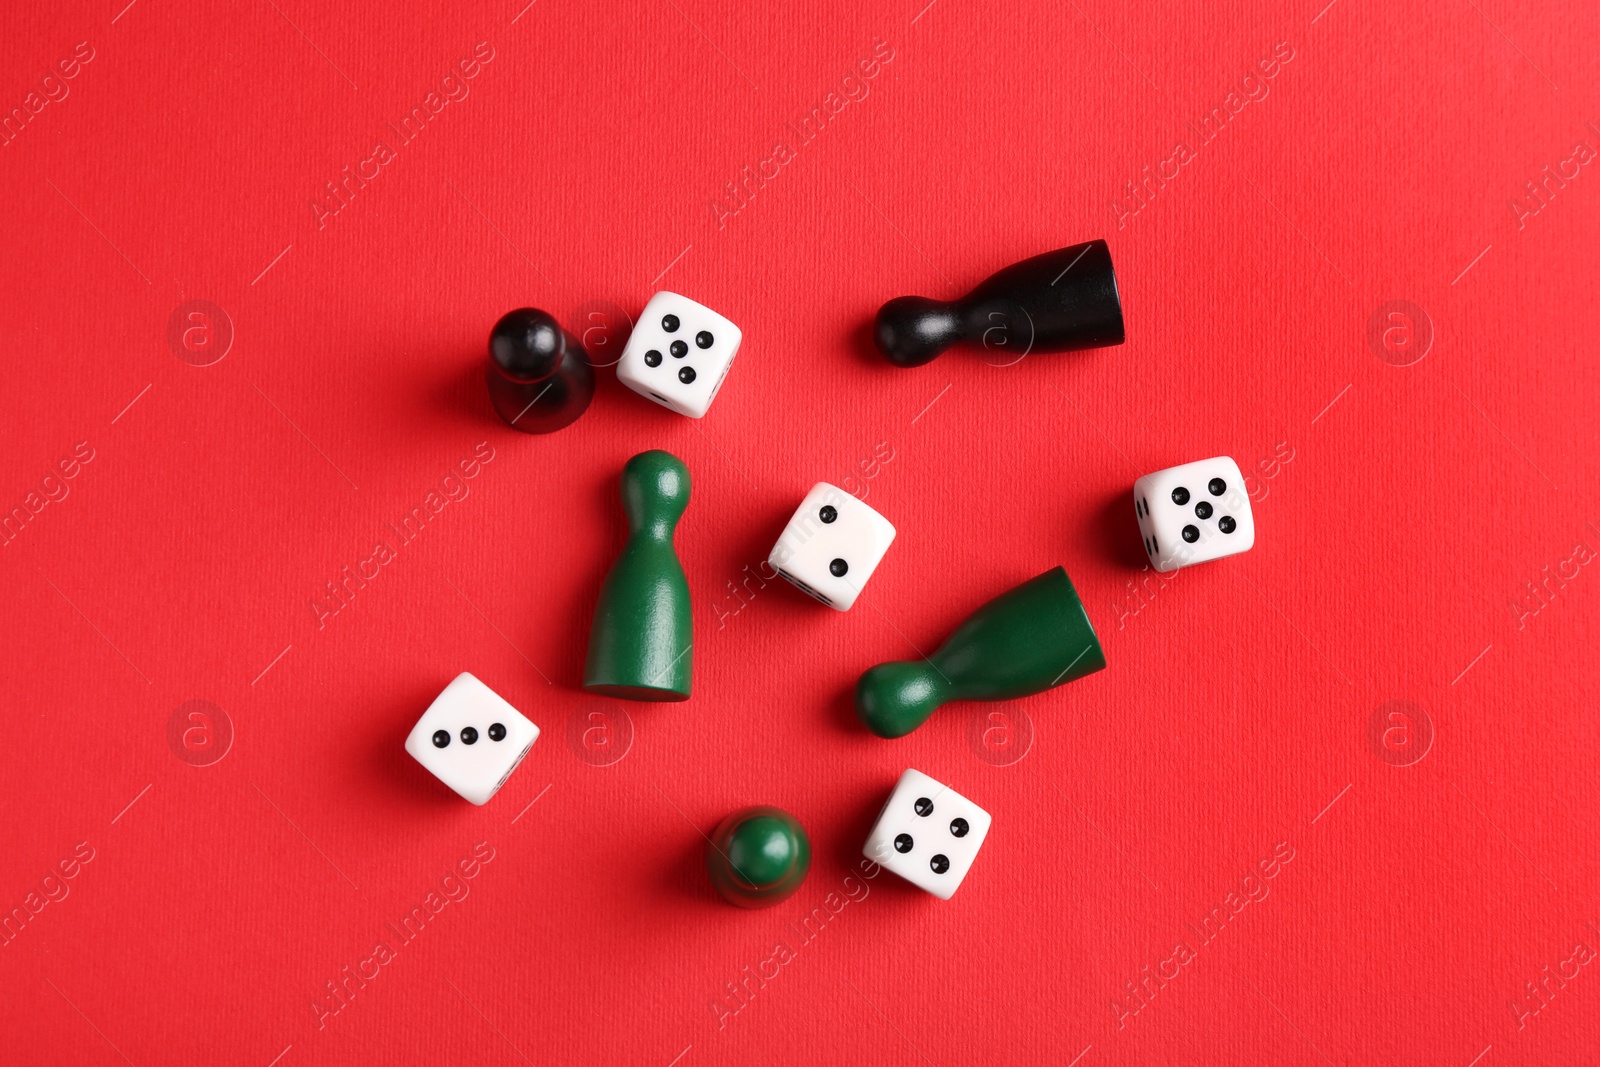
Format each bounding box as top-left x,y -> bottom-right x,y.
855,566 -> 1105,738
583,450 -> 693,701
705,806 -> 811,909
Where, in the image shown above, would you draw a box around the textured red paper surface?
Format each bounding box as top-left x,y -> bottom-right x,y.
2,0 -> 1597,1063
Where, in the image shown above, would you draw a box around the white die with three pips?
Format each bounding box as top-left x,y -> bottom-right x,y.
863,769 -> 992,899
768,482 -> 896,611
405,673 -> 540,805
616,291 -> 742,418
1133,456 -> 1256,573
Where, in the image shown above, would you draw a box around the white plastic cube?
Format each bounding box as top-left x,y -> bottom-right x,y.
616,291 -> 741,418
1133,456 -> 1255,573
404,673 -> 539,805
768,482 -> 896,611
863,769 -> 991,900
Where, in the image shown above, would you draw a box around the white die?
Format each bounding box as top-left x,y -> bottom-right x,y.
404,673 -> 539,805
1133,456 -> 1255,573
616,291 -> 742,418
768,482 -> 896,611
862,769 -> 991,900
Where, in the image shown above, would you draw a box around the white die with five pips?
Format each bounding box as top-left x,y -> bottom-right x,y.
616,291 -> 742,418
405,673 -> 539,805
863,769 -> 992,900
1133,456 -> 1256,573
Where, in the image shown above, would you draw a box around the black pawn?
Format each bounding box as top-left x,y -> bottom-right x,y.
487,308 -> 595,433
873,239 -> 1125,367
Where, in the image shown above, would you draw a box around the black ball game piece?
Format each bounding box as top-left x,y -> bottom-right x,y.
872,239 -> 1125,367
487,308 -> 595,433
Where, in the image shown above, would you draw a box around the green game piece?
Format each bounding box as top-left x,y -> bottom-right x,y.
705,806 -> 811,909
583,450 -> 693,701
855,566 -> 1106,738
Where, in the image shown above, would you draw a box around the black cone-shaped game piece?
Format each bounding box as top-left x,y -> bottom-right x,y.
873,239 -> 1125,367
487,308 -> 595,433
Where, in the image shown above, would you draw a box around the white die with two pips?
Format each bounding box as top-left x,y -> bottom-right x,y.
616,291 -> 742,418
768,482 -> 896,611
405,673 -> 539,805
863,769 -> 992,900
1133,456 -> 1256,573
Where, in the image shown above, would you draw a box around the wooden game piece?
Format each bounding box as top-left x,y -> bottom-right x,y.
872,239 -> 1125,366
855,566 -> 1105,738
487,307 -> 595,433
583,450 -> 693,700
1134,456 -> 1256,572
705,806 -> 812,908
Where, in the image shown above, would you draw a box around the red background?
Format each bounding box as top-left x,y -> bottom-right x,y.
2,0 -> 1597,1063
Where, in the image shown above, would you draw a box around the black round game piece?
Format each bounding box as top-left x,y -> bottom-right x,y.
1209,477 -> 1226,495
1219,516 -> 1237,533
930,854 -> 950,874
829,558 -> 848,577
432,730 -> 450,748
488,723 -> 506,741
644,349 -> 662,367
487,307 -> 595,434
1172,486 -> 1190,505
819,505 -> 838,523
950,818 -> 969,837
696,331 -> 713,348
1195,501 -> 1213,520
894,833 -> 914,853
460,726 -> 478,745
1182,525 -> 1200,543
670,340 -> 688,358
914,797 -> 933,816
662,314 -> 679,332
678,366 -> 696,384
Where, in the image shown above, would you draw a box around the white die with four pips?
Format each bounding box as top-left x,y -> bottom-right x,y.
405,673 -> 540,805
1133,456 -> 1256,573
616,291 -> 742,418
863,769 -> 992,899
768,482 -> 896,611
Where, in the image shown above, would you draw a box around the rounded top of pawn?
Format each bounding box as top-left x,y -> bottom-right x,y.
619,449 -> 690,534
873,296 -> 961,367
706,805 -> 811,908
489,307 -> 566,384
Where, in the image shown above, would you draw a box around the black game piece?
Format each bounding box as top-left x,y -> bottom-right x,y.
487,308 -> 595,433
872,239 -> 1125,367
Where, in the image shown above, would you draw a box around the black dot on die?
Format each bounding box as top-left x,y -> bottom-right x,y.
914,797 -> 934,817
819,505 -> 838,524
1195,501 -> 1213,520
1209,477 -> 1227,496
670,339 -> 688,358
894,833 -> 913,853
829,558 -> 848,577
661,314 -> 679,332
930,854 -> 950,874
696,331 -> 713,349
1172,486 -> 1190,506
488,723 -> 506,741
678,366 -> 696,384
950,818 -> 969,837
432,730 -> 450,748
643,350 -> 662,367
1219,516 -> 1237,534
460,726 -> 478,745
1182,525 -> 1200,543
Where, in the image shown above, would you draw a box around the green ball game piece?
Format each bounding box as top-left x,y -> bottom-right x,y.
706,806 -> 811,909
583,450 -> 693,701
855,566 -> 1106,738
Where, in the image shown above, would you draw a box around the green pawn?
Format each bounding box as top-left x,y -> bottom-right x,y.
705,806 -> 811,909
583,450 -> 693,701
855,566 -> 1106,738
